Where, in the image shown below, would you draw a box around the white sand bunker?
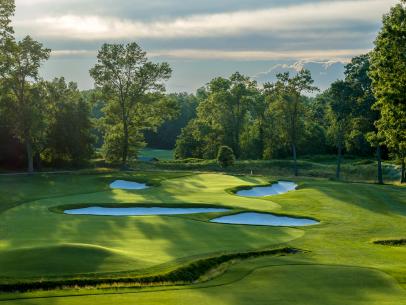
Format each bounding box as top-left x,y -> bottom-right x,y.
236,181 -> 297,197
64,207 -> 230,216
110,180 -> 149,190
211,212 -> 318,227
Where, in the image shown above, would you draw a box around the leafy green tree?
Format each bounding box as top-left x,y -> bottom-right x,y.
90,43 -> 177,166
0,34 -> 50,172
0,123 -> 25,169
264,70 -> 318,176
326,80 -> 354,180
145,92 -> 199,149
175,73 -> 259,160
43,78 -> 94,165
80,88 -> 105,149
370,0 -> 406,183
343,54 -> 377,156
239,119 -> 264,159
0,0 -> 16,168
202,73 -> 258,157
217,145 -> 235,168
0,0 -> 14,41
366,132 -> 385,184
174,120 -> 204,159
343,54 -> 388,184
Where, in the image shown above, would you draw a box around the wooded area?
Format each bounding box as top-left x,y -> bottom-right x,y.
0,0 -> 405,183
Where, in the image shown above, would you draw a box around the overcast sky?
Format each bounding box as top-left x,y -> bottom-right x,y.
13,0 -> 397,92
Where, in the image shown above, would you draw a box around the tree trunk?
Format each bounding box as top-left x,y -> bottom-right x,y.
26,139 -> 34,173
292,144 -> 298,176
35,152 -> 42,172
376,146 -> 383,185
122,121 -> 129,169
401,157 -> 405,184
336,144 -> 342,180
258,122 -> 265,159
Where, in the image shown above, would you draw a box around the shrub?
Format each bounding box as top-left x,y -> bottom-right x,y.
217,146 -> 235,168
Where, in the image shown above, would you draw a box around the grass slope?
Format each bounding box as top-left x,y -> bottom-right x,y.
0,171 -> 405,304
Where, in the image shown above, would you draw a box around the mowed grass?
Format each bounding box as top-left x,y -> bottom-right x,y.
0,173 -> 302,278
0,172 -> 405,304
138,148 -> 174,160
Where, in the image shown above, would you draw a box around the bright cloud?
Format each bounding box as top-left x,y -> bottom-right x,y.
148,49 -> 369,61
51,50 -> 97,57
50,48 -> 368,62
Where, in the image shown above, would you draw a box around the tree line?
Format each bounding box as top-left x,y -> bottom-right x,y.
0,0 -> 176,171
0,0 -> 405,183
173,1 -> 406,183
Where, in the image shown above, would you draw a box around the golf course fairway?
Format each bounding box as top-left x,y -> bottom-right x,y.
0,171 -> 405,304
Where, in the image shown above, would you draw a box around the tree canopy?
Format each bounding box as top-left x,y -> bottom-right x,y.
370,0 -> 406,183
0,34 -> 51,172
0,0 -> 14,40
90,43 -> 177,166
264,70 -> 318,176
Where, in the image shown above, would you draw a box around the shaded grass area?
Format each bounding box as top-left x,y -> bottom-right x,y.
0,171 -> 192,214
0,173 -> 302,281
138,148 -> 174,161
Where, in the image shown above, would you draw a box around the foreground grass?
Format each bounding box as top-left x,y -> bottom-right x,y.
0,171 -> 405,304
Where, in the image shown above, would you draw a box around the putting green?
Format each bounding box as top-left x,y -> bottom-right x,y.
0,172 -> 405,304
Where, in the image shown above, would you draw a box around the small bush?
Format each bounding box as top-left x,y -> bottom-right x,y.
374,239 -> 406,246
217,146 -> 235,168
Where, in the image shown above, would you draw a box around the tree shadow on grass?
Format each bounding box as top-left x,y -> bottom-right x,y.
301,180 -> 406,217
2,175 -> 406,304
0,173 -> 302,280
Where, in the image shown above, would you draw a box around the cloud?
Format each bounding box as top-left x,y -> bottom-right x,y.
51,50 -> 97,57
148,49 -> 369,60
16,0 -> 53,5
51,48 -> 368,62
15,0 -> 396,40
255,59 -> 347,90
149,48 -> 368,61
20,0 -> 396,92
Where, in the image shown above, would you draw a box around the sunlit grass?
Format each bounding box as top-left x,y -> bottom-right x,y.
0,172 -> 405,304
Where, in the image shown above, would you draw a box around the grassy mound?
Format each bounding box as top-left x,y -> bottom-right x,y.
0,244 -> 136,277
0,247 -> 299,292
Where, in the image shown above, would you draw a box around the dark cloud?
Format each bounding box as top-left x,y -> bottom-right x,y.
17,0 -> 352,20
